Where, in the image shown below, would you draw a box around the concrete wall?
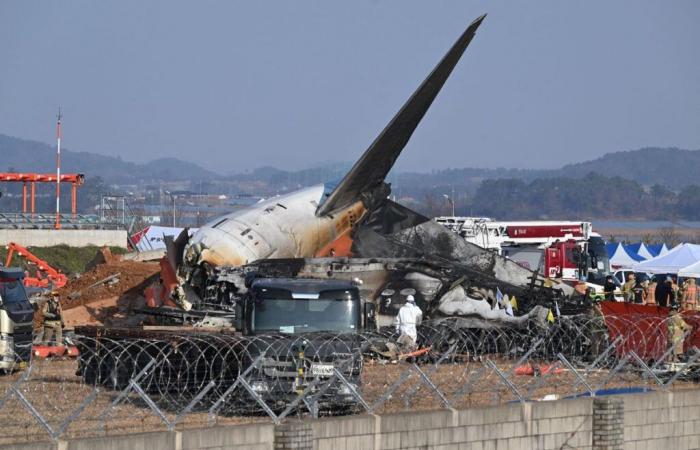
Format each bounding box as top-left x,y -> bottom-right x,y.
0,229 -> 127,248
1,424 -> 276,450
7,389 -> 700,449
624,389 -> 700,450
312,401 -> 593,450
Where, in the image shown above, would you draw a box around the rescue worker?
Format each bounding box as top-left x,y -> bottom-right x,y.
682,278 -> 698,310
672,276 -> 681,303
647,279 -> 657,305
668,304 -> 689,362
42,292 -> 64,346
622,273 -> 636,302
394,295 -> 422,351
655,276 -> 674,308
603,275 -> 616,301
632,278 -> 647,304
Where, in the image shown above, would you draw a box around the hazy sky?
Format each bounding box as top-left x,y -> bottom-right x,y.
1,1 -> 699,174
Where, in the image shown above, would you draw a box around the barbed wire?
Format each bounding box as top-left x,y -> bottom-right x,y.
1,313 -> 699,444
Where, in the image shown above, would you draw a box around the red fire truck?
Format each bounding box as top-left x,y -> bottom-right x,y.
434,217 -> 610,284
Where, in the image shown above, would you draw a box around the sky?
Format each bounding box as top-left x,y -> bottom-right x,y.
1,1 -> 699,174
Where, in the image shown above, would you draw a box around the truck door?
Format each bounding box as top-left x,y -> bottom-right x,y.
545,247 -> 562,278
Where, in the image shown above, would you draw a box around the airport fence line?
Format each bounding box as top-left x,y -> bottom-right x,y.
1,313 -> 699,444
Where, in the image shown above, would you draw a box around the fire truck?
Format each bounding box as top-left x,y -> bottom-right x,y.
434,217 -> 610,284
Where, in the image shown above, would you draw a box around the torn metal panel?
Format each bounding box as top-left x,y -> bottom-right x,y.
351,201 -> 575,297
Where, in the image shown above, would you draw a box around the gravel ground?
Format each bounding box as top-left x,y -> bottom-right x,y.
0,356 -> 696,445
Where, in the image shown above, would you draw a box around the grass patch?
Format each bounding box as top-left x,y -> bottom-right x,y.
0,245 -> 128,275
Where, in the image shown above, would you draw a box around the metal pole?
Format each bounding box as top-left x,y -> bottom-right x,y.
172,195 -> 176,227
55,108 -> 62,229
71,183 -> 77,216
22,182 -> 27,213
30,181 -> 35,215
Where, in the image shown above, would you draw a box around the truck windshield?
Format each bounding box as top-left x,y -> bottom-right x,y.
587,236 -> 611,283
251,289 -> 360,334
0,278 -> 29,304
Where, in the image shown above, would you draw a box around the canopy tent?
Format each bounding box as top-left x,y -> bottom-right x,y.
606,243 -> 620,258
130,226 -> 198,252
647,244 -> 669,257
609,243 -> 645,269
678,260 -> 700,278
624,243 -> 653,260
634,243 -> 700,274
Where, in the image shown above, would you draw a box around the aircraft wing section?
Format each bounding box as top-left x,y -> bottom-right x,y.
315,14 -> 486,217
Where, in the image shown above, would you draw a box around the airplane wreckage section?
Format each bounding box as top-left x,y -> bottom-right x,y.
75,16 -> 612,410
161,197 -> 588,333
143,13 -> 590,334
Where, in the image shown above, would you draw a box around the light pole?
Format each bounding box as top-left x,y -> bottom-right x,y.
442,194 -> 455,216
165,191 -> 177,227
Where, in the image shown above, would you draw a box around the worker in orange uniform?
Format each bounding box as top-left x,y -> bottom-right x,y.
42,292 -> 64,346
682,278 -> 698,310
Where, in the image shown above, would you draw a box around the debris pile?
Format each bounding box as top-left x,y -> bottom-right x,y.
58,260 -> 159,310
33,258 -> 161,329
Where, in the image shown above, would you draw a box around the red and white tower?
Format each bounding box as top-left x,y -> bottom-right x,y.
55,108 -> 62,229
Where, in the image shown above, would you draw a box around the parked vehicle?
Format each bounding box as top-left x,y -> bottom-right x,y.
0,268 -> 35,372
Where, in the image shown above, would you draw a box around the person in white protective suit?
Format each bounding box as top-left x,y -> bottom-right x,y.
394,295 -> 423,350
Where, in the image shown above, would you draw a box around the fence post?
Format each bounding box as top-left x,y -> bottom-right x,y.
592,396 -> 623,450
274,420 -> 313,450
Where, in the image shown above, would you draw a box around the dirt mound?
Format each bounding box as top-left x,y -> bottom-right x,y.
57,260 -> 160,310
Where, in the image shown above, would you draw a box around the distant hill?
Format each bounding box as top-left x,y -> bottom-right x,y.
0,134 -> 217,183
392,147 -> 700,193
2,133 -> 698,192
545,147 -> 700,190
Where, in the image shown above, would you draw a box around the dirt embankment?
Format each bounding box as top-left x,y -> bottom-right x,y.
57,260 -> 160,310
35,251 -> 161,329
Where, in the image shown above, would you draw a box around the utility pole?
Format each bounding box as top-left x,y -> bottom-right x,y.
55,107 -> 62,229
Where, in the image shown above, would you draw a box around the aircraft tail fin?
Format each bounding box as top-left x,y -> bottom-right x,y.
315,14 -> 486,217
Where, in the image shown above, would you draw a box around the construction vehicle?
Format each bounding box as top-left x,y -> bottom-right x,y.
434,217 -> 610,284
0,267 -> 35,371
81,277 -> 373,411
4,242 -> 67,289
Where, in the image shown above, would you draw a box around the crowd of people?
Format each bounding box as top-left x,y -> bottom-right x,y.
601,273 -> 699,309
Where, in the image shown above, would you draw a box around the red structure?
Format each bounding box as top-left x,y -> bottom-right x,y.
0,173 -> 85,219
4,242 -> 68,289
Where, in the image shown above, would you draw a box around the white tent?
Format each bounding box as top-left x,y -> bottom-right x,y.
609,244 -> 645,269
679,260 -> 700,278
634,243 -> 700,274
624,243 -> 654,260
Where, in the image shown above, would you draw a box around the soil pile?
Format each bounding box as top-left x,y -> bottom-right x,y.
57,260 -> 160,310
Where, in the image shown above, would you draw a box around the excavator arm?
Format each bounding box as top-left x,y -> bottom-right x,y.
5,242 -> 67,289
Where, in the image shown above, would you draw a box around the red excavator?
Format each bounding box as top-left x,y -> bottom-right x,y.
4,242 -> 67,289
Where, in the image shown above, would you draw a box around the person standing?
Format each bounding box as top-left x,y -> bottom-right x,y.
632,278 -> 647,304
647,278 -> 657,305
603,276 -> 616,301
394,295 -> 422,350
655,276 -> 674,308
42,292 -> 64,346
682,278 -> 698,310
622,273 -> 636,302
668,305 -> 689,362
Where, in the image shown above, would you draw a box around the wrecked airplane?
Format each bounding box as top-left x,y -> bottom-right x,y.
158,14 -> 586,330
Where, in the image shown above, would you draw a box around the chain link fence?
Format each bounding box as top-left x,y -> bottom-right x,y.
1,313 -> 699,444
